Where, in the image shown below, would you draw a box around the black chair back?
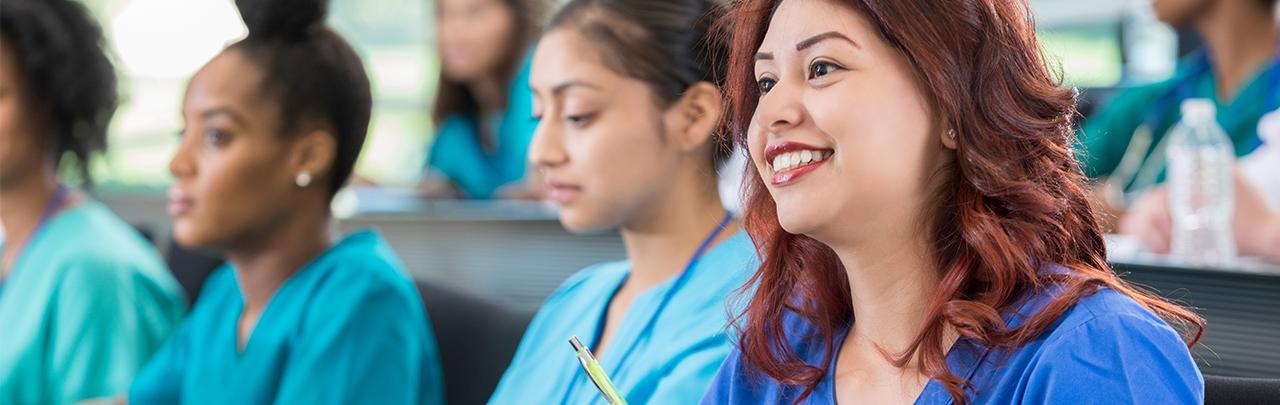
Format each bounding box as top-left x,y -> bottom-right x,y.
1204,375 -> 1280,405
417,279 -> 533,405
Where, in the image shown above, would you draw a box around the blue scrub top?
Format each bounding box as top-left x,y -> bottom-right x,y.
128,230 -> 444,405
703,283 -> 1203,404
427,52 -> 536,199
488,230 -> 759,405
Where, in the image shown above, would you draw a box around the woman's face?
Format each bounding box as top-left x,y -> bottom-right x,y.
527,28 -> 693,233
750,0 -> 951,243
437,0 -> 517,82
0,39 -> 48,189
168,50 -> 322,249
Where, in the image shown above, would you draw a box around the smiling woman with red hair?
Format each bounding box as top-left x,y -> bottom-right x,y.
702,0 -> 1206,404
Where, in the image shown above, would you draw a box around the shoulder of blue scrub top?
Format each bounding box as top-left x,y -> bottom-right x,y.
1017,287 -> 1202,402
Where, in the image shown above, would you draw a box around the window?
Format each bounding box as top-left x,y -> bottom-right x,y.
79,0 -> 435,189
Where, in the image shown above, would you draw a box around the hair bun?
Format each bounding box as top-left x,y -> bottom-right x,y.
235,0 -> 328,40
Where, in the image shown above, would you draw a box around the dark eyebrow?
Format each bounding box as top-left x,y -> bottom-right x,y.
550,80 -> 602,96
200,106 -> 249,128
796,31 -> 859,51
754,52 -> 774,61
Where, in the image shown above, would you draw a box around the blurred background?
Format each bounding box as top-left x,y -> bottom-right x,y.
77,0 -> 1170,190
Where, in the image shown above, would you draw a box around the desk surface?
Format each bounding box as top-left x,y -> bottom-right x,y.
1105,234 -> 1280,278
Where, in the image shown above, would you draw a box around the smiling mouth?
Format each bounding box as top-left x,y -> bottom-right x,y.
766,144 -> 834,186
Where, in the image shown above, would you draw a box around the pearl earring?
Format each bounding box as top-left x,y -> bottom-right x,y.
295,172 -> 312,188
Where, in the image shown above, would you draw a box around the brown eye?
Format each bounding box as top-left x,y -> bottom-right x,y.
757,77 -> 777,95
808,60 -> 842,79
203,129 -> 231,147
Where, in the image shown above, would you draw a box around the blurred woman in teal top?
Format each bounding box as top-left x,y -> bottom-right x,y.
421,0 -> 544,199
0,1 -> 185,403
1081,0 -> 1278,202
487,0 -> 758,403
126,0 -> 442,403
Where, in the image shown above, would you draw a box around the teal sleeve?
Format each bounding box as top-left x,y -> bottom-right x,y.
1079,85 -> 1166,179
496,52 -> 537,187
50,262 -> 182,403
642,336 -> 734,404
127,322 -> 186,405
427,116 -> 495,199
274,278 -> 443,405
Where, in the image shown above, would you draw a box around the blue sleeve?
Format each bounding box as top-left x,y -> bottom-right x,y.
1022,312 -> 1203,404
700,348 -> 762,405
273,274 -> 442,405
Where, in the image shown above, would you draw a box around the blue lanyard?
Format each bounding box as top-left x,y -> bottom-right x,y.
565,211 -> 734,402
0,185 -> 71,296
1142,42 -> 1280,144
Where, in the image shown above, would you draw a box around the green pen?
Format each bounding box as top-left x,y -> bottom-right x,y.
569,336 -> 629,405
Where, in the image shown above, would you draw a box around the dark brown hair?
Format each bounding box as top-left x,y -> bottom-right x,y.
0,0 -> 117,186
721,1 -> 1205,403
547,0 -> 735,168
230,0 -> 371,198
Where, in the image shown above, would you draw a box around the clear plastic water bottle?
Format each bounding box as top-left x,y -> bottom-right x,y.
1166,99 -> 1236,265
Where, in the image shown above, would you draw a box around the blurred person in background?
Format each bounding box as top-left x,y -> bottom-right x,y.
419,0 -> 545,199
1122,110 -> 1280,262
0,0 -> 186,403
1081,0 -> 1279,218
486,0 -> 760,403
126,0 -> 442,403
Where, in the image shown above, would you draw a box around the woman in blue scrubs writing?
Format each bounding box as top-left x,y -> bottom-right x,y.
0,1 -> 186,403
420,0 -> 543,199
1082,0 -> 1278,205
486,0 -> 758,403
126,0 -> 443,403
704,0 -> 1206,403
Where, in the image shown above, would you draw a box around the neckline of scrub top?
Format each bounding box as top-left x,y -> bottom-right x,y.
575,228 -> 750,386
822,283 -> 1059,405
225,229 -> 381,356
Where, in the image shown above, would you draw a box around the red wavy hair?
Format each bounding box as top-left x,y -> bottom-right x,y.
720,0 -> 1205,403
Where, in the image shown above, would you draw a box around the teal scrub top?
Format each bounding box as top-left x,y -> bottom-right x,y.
1080,49 -> 1280,192
426,53 -> 536,199
0,201 -> 186,404
488,230 -> 759,405
128,230 -> 444,405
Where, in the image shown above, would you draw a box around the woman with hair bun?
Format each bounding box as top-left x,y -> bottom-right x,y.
126,0 -> 443,403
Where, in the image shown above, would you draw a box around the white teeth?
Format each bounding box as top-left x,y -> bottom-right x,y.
771,149 -> 831,172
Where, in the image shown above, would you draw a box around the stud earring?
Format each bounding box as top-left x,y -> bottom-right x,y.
295,172 -> 312,188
